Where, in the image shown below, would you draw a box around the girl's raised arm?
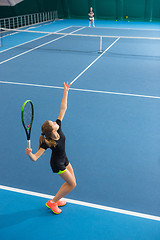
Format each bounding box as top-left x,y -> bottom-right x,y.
58,82 -> 71,121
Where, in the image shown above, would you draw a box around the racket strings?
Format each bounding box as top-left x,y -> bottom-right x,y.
23,102 -> 33,129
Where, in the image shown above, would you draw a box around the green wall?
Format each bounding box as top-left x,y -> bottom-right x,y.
0,0 -> 160,22
152,0 -> 160,21
124,0 -> 146,20
64,0 -> 160,21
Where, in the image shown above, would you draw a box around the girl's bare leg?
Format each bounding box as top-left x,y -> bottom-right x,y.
66,163 -> 76,182
52,164 -> 76,203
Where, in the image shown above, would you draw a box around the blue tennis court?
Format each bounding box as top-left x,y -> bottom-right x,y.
0,19 -> 160,239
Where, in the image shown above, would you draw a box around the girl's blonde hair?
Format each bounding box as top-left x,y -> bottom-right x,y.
38,120 -> 57,149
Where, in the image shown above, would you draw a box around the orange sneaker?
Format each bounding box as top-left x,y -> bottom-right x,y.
56,200 -> 66,207
46,200 -> 62,214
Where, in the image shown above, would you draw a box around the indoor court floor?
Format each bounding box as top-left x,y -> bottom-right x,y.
0,19 -> 160,239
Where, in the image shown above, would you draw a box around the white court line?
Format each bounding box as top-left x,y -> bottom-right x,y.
0,185 -> 160,222
70,37 -> 120,85
74,25 -> 160,31
0,80 -> 160,100
0,23 -> 53,39
1,31 -> 18,39
53,26 -> 75,33
0,26 -> 86,65
0,26 -> 73,54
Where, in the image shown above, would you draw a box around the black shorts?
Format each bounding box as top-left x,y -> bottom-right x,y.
50,156 -> 69,174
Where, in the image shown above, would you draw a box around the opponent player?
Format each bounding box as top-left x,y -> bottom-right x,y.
88,6 -> 95,27
25,82 -> 76,214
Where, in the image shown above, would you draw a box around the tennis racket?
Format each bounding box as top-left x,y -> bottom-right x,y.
21,100 -> 34,149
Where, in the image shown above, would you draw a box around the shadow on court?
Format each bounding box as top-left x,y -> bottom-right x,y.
0,207 -> 54,229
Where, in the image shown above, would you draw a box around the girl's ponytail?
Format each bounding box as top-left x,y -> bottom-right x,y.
38,134 -> 45,149
38,121 -> 57,149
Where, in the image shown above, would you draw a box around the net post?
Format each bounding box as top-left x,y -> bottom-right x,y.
98,36 -> 103,53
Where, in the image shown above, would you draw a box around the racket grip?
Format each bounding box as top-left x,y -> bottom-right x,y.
27,140 -> 31,149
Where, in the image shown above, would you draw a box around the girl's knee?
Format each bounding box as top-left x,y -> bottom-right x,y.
73,181 -> 77,188
69,180 -> 76,189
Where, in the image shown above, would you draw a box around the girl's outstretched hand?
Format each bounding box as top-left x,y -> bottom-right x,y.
63,82 -> 71,92
25,148 -> 32,155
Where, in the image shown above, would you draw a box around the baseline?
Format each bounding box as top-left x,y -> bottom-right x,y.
0,185 -> 160,222
74,25 -> 160,31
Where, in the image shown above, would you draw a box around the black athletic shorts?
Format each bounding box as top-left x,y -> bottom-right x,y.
50,156 -> 69,174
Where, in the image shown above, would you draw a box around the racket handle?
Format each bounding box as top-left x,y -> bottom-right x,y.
27,140 -> 31,149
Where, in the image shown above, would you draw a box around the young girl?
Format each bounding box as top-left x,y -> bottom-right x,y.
25,82 -> 76,214
88,7 -> 95,27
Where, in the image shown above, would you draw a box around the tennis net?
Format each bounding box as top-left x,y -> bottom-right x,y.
0,27 -> 107,53
1,27 -> 160,59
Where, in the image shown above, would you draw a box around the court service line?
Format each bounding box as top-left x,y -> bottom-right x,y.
70,37 -> 120,85
0,26 -> 86,65
0,184 -> 160,222
1,80 -> 160,100
0,25 -> 74,54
